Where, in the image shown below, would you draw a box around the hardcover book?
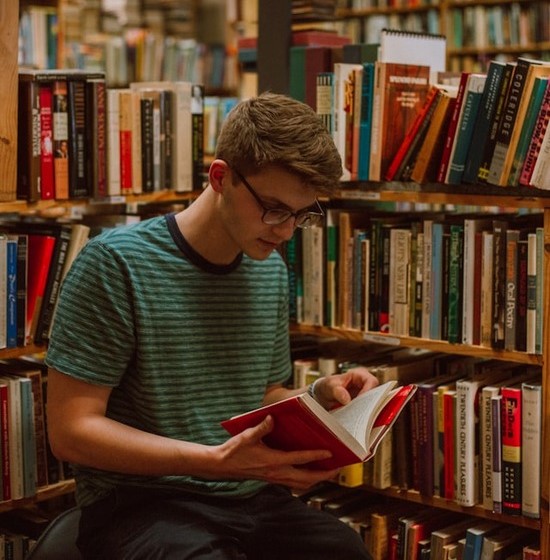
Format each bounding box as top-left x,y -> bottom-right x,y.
222,380 -> 417,470
369,62 -> 431,181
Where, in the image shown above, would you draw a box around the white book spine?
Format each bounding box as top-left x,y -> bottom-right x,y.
455,378 -> 482,506
480,232 -> 494,347
521,381 -> 542,518
526,233 -> 537,354
106,89 -> 121,196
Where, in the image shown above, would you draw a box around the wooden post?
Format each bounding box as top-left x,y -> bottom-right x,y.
0,0 -> 19,201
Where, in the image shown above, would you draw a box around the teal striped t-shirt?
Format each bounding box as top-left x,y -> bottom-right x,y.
46,213 -> 292,506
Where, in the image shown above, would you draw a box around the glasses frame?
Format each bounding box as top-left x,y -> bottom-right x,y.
233,169 -> 324,229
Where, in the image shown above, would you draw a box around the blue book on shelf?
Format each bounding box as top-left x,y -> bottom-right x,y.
357,62 -> 375,181
5,238 -> 17,349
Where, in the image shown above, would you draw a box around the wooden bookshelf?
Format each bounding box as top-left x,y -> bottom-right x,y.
258,6 -> 550,551
333,0 -> 550,72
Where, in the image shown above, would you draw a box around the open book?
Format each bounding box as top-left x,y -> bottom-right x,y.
221,380 -> 417,470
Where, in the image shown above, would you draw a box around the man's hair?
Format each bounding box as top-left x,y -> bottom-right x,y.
215,92 -> 342,195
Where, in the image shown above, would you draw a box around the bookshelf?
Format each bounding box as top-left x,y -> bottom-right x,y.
259,1 -> 550,556
0,0 -> 77,514
334,0 -> 550,72
291,182 -> 550,554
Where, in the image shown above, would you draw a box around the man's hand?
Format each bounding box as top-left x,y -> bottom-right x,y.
312,367 -> 379,410
213,416 -> 339,490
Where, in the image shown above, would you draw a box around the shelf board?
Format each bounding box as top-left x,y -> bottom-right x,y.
0,479 -> 75,514
290,325 -> 543,366
0,190 -> 200,218
0,344 -> 46,360
364,485 -> 541,530
336,182 -> 550,209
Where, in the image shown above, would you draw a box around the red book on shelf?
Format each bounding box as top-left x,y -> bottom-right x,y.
385,84 -> 440,181
39,84 -> 55,200
26,234 -> 56,345
222,381 -> 417,471
501,384 -> 523,516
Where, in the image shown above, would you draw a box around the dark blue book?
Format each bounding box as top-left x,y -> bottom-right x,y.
462,60 -> 506,184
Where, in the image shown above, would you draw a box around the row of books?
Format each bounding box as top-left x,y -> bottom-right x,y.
288,209 -> 544,354
0,220 -> 90,350
18,4 -> 236,92
0,356 -> 71,506
17,69 -> 205,203
316,55 -> 550,189
447,2 -> 550,50
298,482 -> 541,559
292,349 -> 543,520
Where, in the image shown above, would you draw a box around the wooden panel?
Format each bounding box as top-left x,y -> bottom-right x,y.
0,0 -> 19,201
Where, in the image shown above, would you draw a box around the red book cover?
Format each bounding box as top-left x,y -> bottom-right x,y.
39,84 -> 55,200
0,382 -> 10,500
501,384 -> 522,515
519,80 -> 550,186
119,90 -> 134,194
222,381 -> 416,471
26,234 -> 56,345
385,84 -> 440,181
436,71 -> 470,183
370,62 -> 431,181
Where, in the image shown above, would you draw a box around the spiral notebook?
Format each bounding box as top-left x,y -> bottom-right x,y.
379,28 -> 447,76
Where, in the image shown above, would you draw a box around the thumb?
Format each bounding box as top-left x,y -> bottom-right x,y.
334,386 -> 351,406
245,415 -> 274,440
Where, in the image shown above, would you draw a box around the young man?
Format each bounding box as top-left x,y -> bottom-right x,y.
46,93 -> 378,559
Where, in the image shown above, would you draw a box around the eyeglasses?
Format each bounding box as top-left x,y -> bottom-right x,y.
233,170 -> 324,229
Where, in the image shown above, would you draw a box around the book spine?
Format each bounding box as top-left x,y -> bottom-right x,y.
106,89 -> 121,196
519,84 -> 550,186
455,379 -> 480,507
504,230 -> 519,352
526,233 -> 537,354
521,381 -> 541,518
119,91 -> 134,194
463,61 -> 505,184
436,72 -> 469,183
447,224 -> 463,344
491,394 -> 503,514
487,59 -> 530,186
507,77 -> 549,186
17,79 -> 41,202
492,220 -> 508,350
52,79 -> 70,200
0,384 -> 9,501
140,97 -> 154,193
480,386 -> 499,511
38,84 -> 55,200
5,239 -> 17,349
501,385 -> 522,515
15,235 -> 27,348
191,84 -> 204,190
34,227 -> 71,344
446,75 -> 486,185
67,77 -> 88,198
478,63 -> 515,183
515,238 -> 528,352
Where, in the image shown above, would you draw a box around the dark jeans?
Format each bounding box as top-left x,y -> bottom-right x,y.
77,484 -> 372,560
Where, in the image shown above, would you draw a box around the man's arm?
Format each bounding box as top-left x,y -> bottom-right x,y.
47,368 -> 340,489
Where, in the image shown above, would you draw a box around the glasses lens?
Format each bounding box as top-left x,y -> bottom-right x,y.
296,212 -> 324,229
263,209 -> 293,225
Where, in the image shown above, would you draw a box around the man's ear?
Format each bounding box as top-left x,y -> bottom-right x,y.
209,159 -> 230,193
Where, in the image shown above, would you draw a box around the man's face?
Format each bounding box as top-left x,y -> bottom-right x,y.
224,166 -> 320,261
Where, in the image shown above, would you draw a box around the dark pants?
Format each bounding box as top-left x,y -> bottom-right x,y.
77,484 -> 372,560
